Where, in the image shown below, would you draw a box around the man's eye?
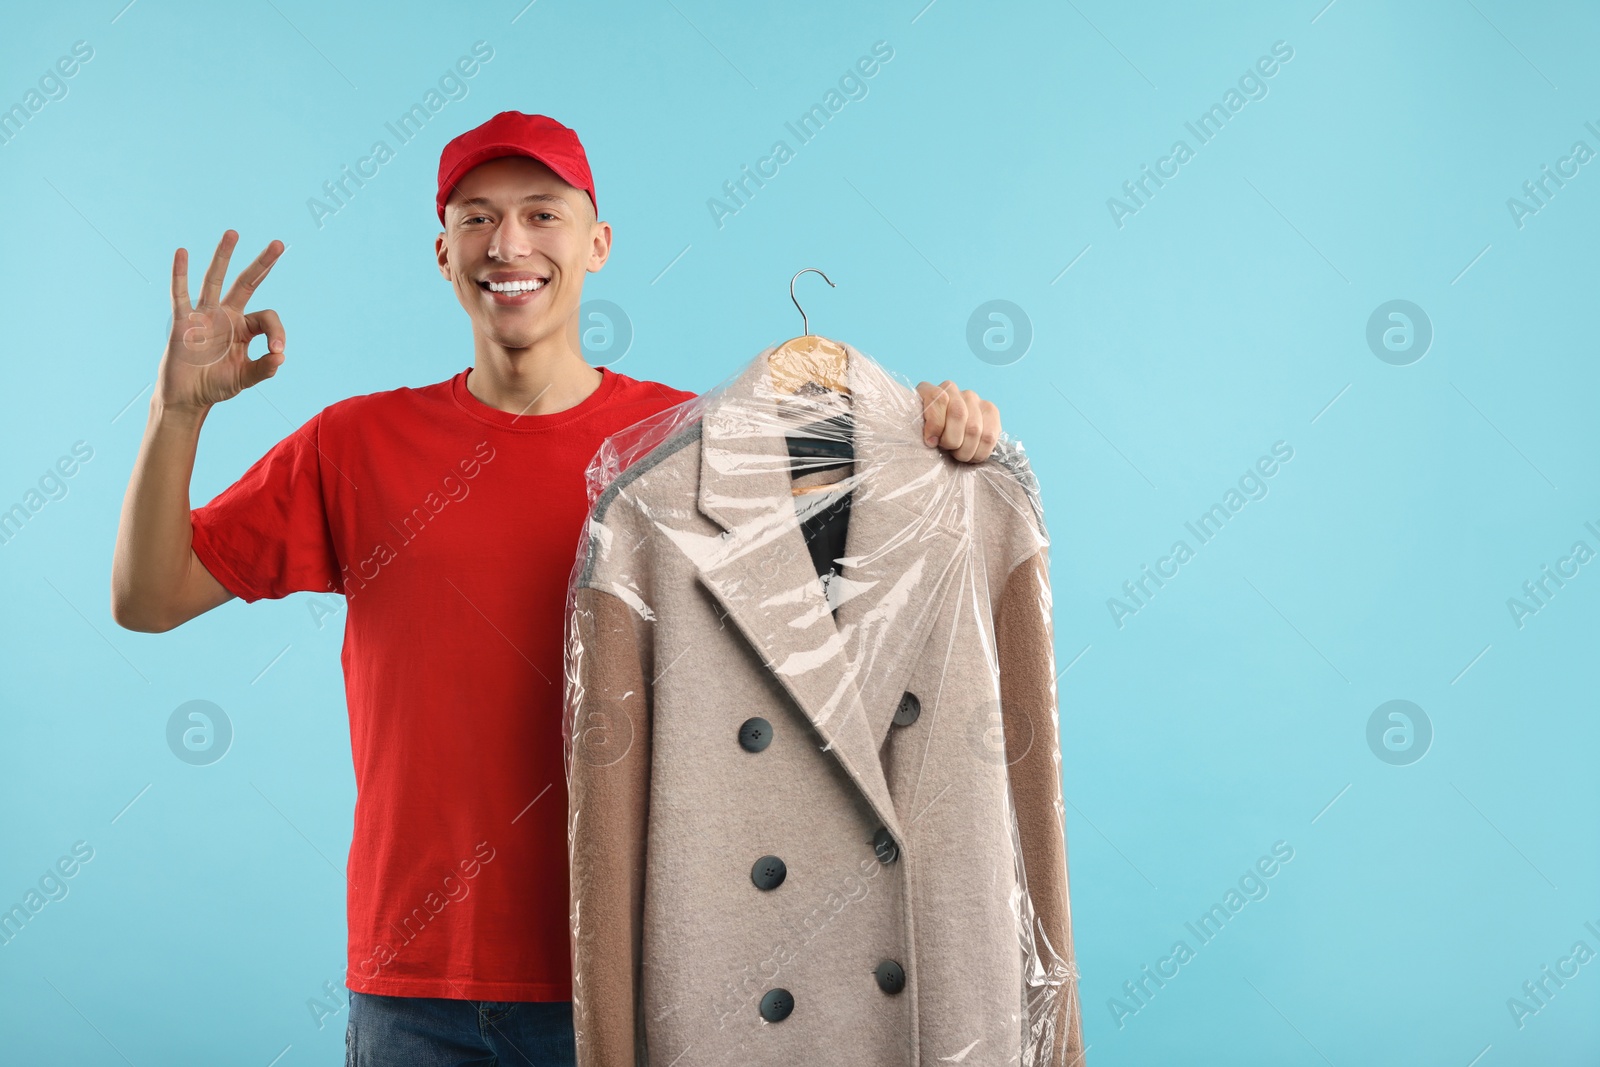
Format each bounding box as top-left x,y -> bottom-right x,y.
465,215 -> 488,224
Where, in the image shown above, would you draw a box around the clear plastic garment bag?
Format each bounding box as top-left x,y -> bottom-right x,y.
564,295 -> 1083,1065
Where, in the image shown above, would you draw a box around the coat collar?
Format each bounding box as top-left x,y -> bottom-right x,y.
693,340 -> 967,839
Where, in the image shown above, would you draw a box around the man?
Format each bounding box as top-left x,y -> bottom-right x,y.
110,112 -> 1004,1065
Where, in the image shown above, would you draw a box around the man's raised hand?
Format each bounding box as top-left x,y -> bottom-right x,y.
916,379 -> 1002,464
160,230 -> 287,414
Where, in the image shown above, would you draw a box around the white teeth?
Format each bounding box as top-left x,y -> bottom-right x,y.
486,279 -> 546,293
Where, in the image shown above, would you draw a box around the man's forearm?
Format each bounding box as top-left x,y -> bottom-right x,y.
111,398 -> 209,631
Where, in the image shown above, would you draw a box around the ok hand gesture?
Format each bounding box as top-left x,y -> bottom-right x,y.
160,229 -> 287,414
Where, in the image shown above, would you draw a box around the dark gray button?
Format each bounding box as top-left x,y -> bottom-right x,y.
739,717 -> 772,753
872,827 -> 898,865
751,855 -> 787,890
874,959 -> 906,994
893,691 -> 921,726
759,987 -> 794,1022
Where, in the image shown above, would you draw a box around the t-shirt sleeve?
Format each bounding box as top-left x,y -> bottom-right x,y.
189,410 -> 341,604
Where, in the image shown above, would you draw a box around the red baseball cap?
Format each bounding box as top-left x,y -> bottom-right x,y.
436,111 -> 597,226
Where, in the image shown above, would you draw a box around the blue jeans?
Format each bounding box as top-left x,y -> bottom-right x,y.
345,991 -> 575,1067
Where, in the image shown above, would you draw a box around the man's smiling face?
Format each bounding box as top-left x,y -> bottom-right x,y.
436,155 -> 609,354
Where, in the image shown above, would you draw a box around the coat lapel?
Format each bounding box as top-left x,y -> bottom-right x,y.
694,341 -> 965,835
830,352 -> 969,760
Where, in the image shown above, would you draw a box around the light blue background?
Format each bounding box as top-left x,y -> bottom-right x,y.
3,0 -> 1597,1063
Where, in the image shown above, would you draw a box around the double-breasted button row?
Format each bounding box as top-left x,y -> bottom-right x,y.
758,961 -> 902,1025
878,697 -> 912,1004
742,692 -> 916,750
742,706 -> 908,1023
741,716 -> 791,1020
874,696 -> 910,1003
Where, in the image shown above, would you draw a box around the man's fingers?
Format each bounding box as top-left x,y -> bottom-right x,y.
244,309 -> 285,354
239,311 -> 285,389
953,389 -> 988,463
171,247 -> 191,314
918,381 -> 1000,463
224,240 -> 285,310
197,229 -> 238,308
975,397 -> 1001,462
937,382 -> 968,452
917,380 -> 952,446
240,348 -> 283,389
952,389 -> 981,463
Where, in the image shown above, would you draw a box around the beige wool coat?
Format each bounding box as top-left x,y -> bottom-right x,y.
565,341 -> 1085,1066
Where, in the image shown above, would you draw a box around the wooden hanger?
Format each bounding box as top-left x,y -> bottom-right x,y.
771,269 -> 853,496
770,268 -> 850,397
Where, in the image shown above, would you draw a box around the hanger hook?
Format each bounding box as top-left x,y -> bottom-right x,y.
789,268 -> 835,336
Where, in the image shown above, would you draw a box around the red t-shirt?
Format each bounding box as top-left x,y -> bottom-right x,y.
190,365 -> 697,1000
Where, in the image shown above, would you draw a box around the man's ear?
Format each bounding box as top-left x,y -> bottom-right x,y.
586,220 -> 613,274
436,232 -> 452,279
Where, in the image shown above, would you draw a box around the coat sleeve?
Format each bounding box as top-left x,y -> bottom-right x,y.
568,583 -> 652,1067
997,545 -> 1086,1065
